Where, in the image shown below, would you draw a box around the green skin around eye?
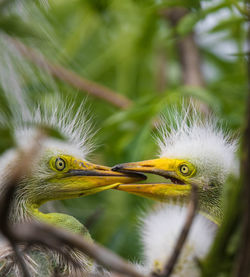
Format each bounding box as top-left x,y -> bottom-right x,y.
178,163 -> 195,177
49,156 -> 68,172
114,158 -> 223,224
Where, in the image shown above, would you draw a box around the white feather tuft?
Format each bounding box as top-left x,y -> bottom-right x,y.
2,94 -> 94,159
157,104 -> 238,185
0,33 -> 94,158
140,204 -> 217,276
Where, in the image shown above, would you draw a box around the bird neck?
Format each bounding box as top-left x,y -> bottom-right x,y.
155,187 -> 222,225
8,198 -> 94,274
9,189 -> 91,238
198,186 -> 223,225
28,203 -> 91,237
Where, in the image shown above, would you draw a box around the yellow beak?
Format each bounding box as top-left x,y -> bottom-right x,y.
62,161 -> 146,196
112,158 -> 191,201
48,158 -> 146,201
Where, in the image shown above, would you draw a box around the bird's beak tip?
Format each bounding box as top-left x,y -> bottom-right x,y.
112,164 -> 125,171
112,160 -> 156,174
132,172 -> 147,181
111,165 -> 147,181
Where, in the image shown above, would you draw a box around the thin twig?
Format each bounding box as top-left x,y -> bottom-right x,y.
0,128 -> 145,277
11,221 -> 145,277
10,242 -> 32,277
156,47 -> 167,93
152,184 -> 199,277
0,130 -> 46,277
8,38 -> 132,110
161,8 -> 204,87
160,7 -> 210,115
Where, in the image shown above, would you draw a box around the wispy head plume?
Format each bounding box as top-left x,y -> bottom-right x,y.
156,102 -> 238,181
0,28 -> 94,158
5,94 -> 95,158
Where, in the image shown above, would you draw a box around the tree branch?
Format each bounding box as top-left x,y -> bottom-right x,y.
9,38 -> 132,110
162,8 -> 205,87
0,130 -> 145,277
155,47 -> 168,93
152,184 -> 199,277
0,130 -> 46,277
10,221 -> 145,277
160,7 -> 210,114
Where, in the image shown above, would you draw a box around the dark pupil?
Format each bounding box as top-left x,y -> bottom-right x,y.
182,166 -> 187,172
56,158 -> 65,170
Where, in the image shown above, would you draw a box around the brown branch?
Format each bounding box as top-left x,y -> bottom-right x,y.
9,242 -> 32,277
83,271 -> 132,277
156,47 -> 168,93
10,221 -> 145,277
0,130 -> 45,228
0,130 -> 46,277
233,2 -> 250,276
9,38 -> 132,110
0,131 -> 144,277
160,7 -> 210,115
152,184 -> 199,277
69,272 -> 128,277
161,8 -> 205,87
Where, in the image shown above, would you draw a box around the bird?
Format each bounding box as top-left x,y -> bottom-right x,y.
0,94 -> 145,277
113,104 -> 238,225
112,105 -> 237,276
136,204 -> 217,277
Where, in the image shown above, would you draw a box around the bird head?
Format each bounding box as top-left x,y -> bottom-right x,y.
113,107 -> 238,207
18,138 -> 144,206
0,95 -> 145,210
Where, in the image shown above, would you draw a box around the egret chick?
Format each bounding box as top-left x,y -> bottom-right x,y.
113,105 -> 238,224
0,96 -> 144,276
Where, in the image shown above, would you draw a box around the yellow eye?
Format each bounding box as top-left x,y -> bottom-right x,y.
55,158 -> 66,171
179,164 -> 190,176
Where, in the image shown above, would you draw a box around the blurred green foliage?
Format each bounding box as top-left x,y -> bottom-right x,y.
0,0 -> 246,263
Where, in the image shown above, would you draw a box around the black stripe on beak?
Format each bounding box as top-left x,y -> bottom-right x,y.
65,169 -> 147,179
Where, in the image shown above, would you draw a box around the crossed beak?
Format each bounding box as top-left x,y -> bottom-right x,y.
56,159 -> 147,198
112,158 -> 191,201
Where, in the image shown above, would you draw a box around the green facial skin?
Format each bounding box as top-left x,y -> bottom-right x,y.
114,158 -> 223,225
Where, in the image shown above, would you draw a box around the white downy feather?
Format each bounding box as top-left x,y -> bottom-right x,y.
140,204 -> 217,277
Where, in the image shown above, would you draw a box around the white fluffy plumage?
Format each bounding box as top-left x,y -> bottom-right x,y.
2,95 -> 93,158
139,204 -> 217,276
0,94 -> 95,276
157,105 -> 238,186
10,96 -> 93,158
0,93 -> 96,220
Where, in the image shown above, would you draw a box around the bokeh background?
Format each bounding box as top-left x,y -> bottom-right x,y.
0,0 -> 247,262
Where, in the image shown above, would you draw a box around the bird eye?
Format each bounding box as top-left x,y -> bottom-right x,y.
179,164 -> 190,176
55,158 -> 66,171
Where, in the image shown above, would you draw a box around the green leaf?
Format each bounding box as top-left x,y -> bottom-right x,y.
176,13 -> 200,35
176,1 -> 234,36
0,15 -> 40,38
208,16 -> 244,33
0,0 -> 16,11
